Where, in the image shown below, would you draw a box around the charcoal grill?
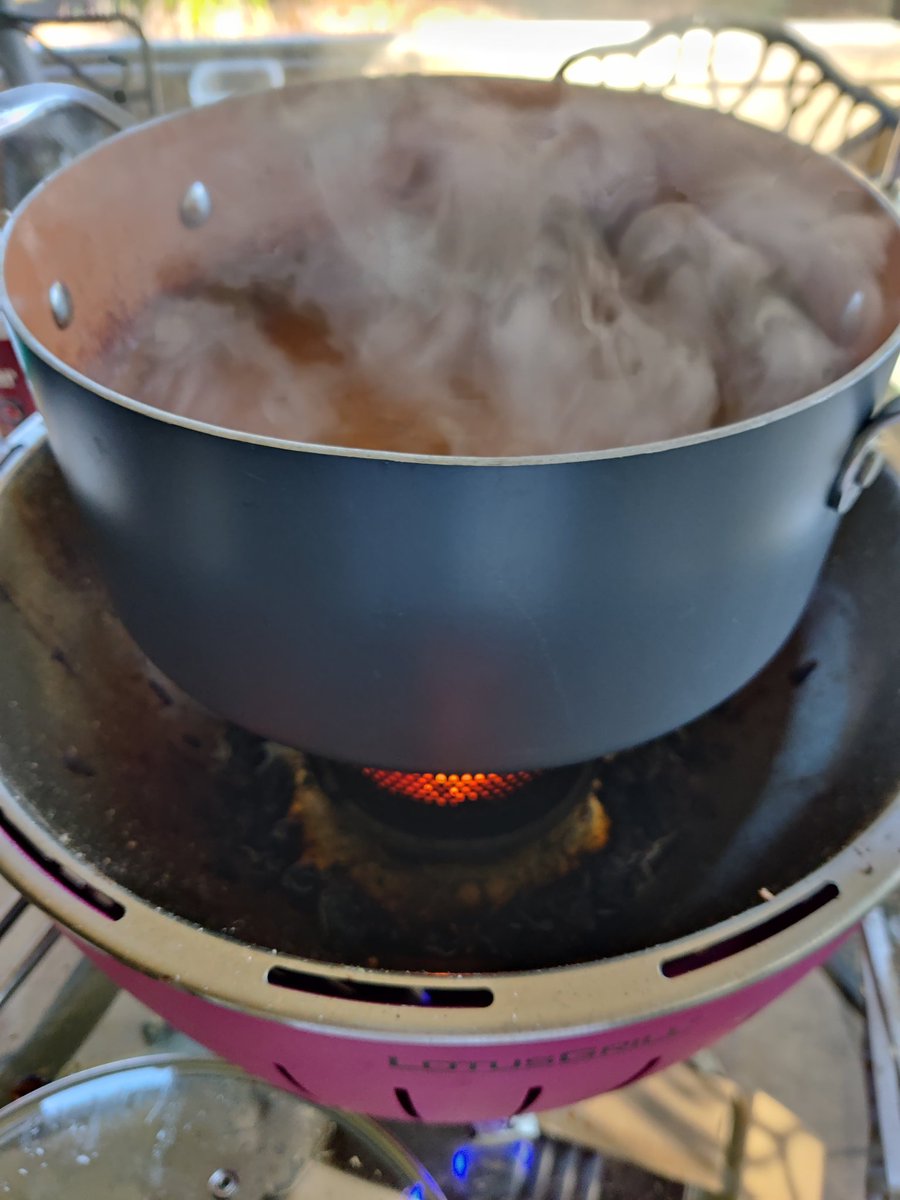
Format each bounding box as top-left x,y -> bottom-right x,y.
0,417 -> 899,1121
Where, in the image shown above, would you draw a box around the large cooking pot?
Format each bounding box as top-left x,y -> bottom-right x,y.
1,80 -> 899,772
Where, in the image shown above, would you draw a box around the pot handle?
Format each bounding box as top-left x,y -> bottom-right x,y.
0,81 -> 135,142
829,393 -> 900,514
0,82 -> 135,211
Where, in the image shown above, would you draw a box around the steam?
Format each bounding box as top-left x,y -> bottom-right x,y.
94,78 -> 893,456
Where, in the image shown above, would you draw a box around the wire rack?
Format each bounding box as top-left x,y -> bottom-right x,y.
555,14 -> 898,185
0,2 -> 159,116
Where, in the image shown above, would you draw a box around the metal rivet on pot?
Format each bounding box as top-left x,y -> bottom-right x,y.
48,281 -> 73,329
208,1167 -> 239,1197
180,181 -> 212,229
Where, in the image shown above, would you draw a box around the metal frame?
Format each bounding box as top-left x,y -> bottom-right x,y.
0,3 -> 159,116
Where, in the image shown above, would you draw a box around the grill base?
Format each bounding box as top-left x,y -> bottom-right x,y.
77,934 -> 842,1123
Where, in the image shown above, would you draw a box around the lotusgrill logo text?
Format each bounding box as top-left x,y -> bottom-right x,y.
388,1027 -> 685,1072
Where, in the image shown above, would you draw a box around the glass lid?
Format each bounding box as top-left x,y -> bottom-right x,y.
0,1055 -> 444,1199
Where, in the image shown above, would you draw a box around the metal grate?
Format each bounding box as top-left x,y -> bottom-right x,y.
555,15 -> 898,183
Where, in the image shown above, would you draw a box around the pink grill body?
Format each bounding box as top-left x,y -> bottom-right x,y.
80,938 -> 838,1123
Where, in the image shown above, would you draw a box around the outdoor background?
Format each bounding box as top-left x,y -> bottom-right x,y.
10,0 -> 900,44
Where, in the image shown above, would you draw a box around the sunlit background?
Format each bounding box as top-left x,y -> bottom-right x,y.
41,0 -> 900,40
14,0 -> 899,162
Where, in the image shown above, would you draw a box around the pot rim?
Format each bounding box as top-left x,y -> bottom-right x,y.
2,77 -> 899,469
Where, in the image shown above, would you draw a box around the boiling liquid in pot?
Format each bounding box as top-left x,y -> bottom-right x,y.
88,79 -> 893,457
95,267 -> 485,456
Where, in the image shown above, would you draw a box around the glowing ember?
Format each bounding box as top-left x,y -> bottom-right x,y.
361,768 -> 536,807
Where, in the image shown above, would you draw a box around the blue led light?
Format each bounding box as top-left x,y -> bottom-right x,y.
407,1185 -> 425,1200
452,1149 -> 469,1180
519,1141 -> 535,1171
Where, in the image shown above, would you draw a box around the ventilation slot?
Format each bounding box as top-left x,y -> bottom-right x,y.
267,966 -> 493,1008
0,805 -> 124,920
274,1063 -> 314,1097
661,882 -> 840,979
513,1085 -> 543,1115
395,1087 -> 420,1119
619,1056 -> 661,1088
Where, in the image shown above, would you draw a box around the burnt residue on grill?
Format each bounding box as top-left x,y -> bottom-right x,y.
2,446 -> 900,973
